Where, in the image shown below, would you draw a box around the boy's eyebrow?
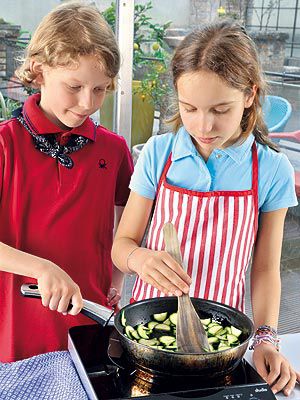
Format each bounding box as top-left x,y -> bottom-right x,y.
178,99 -> 236,107
67,78 -> 111,86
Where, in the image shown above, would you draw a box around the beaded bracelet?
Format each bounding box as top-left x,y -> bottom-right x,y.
249,325 -> 280,351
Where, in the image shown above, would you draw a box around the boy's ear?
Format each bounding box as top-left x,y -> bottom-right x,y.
29,60 -> 45,86
244,85 -> 257,108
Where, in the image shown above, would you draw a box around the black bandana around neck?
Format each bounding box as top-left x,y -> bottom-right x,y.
13,107 -> 92,169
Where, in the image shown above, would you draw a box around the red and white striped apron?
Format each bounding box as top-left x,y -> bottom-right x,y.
132,143 -> 259,311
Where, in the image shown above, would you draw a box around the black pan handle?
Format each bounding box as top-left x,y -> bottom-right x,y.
20,283 -> 114,326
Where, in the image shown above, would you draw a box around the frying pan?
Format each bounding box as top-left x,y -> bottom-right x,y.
21,283 -> 254,377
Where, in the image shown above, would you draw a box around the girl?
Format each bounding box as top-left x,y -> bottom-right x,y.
112,21 -> 299,395
0,2 -> 133,362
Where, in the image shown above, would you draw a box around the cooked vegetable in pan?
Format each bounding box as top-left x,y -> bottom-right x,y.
121,310 -> 242,352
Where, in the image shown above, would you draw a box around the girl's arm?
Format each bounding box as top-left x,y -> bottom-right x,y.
251,209 -> 299,395
111,191 -> 192,296
251,209 -> 285,328
0,241 -> 83,315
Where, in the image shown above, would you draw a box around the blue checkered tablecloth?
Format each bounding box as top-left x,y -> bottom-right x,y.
0,351 -> 88,399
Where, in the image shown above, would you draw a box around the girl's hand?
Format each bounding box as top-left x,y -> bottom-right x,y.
106,287 -> 121,310
253,343 -> 300,396
36,261 -> 83,316
128,248 -> 192,296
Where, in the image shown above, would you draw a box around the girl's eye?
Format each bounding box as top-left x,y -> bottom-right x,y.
213,108 -> 229,115
184,108 -> 197,113
68,85 -> 81,91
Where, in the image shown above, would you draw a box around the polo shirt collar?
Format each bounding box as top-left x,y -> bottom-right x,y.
172,127 -> 198,161
172,127 -> 255,164
220,133 -> 255,163
22,93 -> 96,141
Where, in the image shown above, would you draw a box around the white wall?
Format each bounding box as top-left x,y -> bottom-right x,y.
0,0 -> 190,35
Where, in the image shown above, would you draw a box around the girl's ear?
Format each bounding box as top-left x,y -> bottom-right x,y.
29,60 -> 45,86
244,85 -> 257,108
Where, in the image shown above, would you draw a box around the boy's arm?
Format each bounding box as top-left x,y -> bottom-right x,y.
0,241 -> 83,315
0,240 -> 47,277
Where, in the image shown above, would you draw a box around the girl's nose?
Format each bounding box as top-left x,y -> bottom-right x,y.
197,114 -> 213,135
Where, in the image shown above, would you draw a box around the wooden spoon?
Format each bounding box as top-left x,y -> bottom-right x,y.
163,222 -> 210,353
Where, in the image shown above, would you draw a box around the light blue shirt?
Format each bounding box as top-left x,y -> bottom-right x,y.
130,127 -> 298,212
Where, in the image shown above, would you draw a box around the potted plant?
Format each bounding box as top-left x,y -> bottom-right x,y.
101,1 -> 172,147
0,91 -> 8,121
0,92 -> 21,121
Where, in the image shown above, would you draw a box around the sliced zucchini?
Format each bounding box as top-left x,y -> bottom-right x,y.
216,334 -> 228,340
231,326 -> 242,337
169,313 -> 178,326
139,338 -> 159,346
147,321 -> 159,330
227,334 -> 239,345
208,324 -> 223,336
153,312 -> 168,322
125,325 -> 135,339
131,330 -> 141,340
159,335 -> 176,346
218,343 -> 231,351
216,328 -> 227,336
200,318 -> 211,326
154,323 -> 171,332
122,309 -> 241,353
208,336 -> 219,344
165,344 -> 177,350
121,310 -> 127,327
137,324 -> 150,339
225,326 -> 232,334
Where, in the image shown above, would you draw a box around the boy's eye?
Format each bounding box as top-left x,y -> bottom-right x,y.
94,87 -> 106,93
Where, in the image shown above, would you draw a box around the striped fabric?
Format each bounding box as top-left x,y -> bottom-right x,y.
132,143 -> 258,311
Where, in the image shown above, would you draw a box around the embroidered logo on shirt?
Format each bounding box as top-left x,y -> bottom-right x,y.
99,159 -> 107,169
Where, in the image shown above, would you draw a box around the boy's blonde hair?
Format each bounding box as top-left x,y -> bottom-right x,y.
16,1 -> 120,89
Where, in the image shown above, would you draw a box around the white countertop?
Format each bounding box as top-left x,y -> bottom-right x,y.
244,333 -> 300,399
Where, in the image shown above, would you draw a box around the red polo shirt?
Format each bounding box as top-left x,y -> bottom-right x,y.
0,94 -> 133,362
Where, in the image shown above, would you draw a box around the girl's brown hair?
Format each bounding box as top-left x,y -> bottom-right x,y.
16,1 -> 120,90
168,20 -> 278,151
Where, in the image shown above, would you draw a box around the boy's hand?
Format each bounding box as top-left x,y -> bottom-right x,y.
128,248 -> 192,296
36,261 -> 83,316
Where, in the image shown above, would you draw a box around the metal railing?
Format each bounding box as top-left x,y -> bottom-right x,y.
245,1 -> 300,59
